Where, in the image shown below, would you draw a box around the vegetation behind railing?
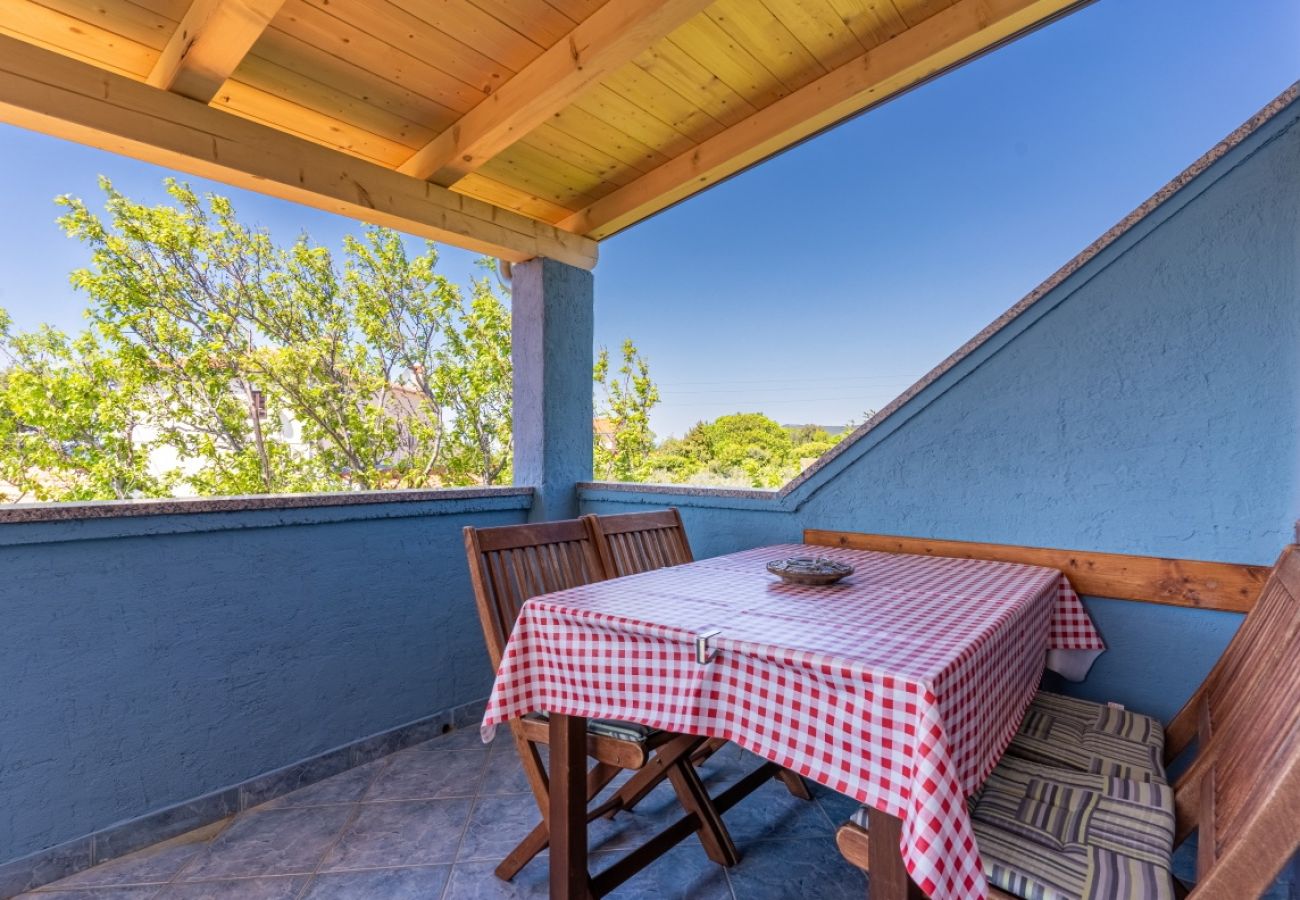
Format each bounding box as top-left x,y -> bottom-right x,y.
0,180 -> 851,504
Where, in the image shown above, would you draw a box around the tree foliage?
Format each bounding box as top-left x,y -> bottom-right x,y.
593,339 -> 659,481
0,178 -> 515,500
0,311 -> 166,501
638,413 -> 848,489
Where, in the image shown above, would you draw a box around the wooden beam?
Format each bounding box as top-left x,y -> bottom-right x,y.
804,530 -> 1272,614
0,34 -> 597,269
561,0 -> 1092,238
397,0 -> 714,187
148,0 -> 287,103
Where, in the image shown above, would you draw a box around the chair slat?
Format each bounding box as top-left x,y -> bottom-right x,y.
612,532 -> 634,574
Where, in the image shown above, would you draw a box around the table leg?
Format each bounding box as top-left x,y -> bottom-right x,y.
866,807 -> 925,900
549,712 -> 591,899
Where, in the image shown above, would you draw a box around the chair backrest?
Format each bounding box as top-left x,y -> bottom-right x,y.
585,508 -> 693,577
1178,545 -> 1300,897
1166,544 -> 1300,760
463,518 -> 607,668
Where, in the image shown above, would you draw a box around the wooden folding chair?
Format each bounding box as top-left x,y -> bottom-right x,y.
585,508 -> 812,801
463,518 -> 740,883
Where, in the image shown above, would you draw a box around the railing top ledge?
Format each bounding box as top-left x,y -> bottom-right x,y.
0,486 -> 535,526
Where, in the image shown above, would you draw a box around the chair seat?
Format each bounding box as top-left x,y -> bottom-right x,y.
1005,692 -> 1166,783
525,711 -> 657,743
845,755 -> 1177,900
970,754 -> 1177,900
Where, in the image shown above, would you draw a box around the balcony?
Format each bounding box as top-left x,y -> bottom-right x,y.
1,0 -> 1299,898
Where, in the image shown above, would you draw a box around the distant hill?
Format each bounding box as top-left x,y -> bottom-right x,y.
782,423 -> 849,436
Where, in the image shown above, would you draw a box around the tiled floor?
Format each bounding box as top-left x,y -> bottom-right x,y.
21,729 -> 870,899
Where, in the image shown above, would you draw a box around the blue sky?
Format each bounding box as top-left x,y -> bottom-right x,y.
0,0 -> 1295,438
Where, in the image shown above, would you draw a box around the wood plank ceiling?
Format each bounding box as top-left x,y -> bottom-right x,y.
0,0 -> 1088,267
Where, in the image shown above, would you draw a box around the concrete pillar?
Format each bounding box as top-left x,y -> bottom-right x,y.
511,257 -> 593,522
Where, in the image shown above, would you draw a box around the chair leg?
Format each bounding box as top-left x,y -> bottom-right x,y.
602,735 -> 703,817
690,739 -> 811,801
690,737 -> 729,767
494,760 -> 623,881
776,767 -> 812,800
666,758 -> 741,867
495,820 -> 549,882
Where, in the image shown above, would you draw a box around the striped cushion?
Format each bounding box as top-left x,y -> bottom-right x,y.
972,755 -> 1177,900
1006,692 -> 1166,783
525,711 -> 655,743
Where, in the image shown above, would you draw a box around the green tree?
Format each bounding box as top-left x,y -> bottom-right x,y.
47,178 -> 511,495
641,412 -> 796,488
638,414 -> 854,489
0,311 -> 167,501
787,423 -> 842,462
694,412 -> 795,487
594,339 -> 660,481
432,266 -> 512,486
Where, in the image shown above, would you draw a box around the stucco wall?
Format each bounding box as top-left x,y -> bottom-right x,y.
0,491 -> 528,866
582,94 -> 1300,725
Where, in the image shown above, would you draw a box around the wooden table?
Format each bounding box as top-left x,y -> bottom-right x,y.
483,544 -> 1105,900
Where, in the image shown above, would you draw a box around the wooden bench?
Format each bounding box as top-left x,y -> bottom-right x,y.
822,530 -> 1299,899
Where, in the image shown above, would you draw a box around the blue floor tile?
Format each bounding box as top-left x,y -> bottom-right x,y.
719,780 -> 834,844
161,876 -> 308,899
418,728 -> 495,753
457,795 -> 545,863
261,758 -> 390,810
365,749 -> 488,802
727,837 -> 867,899
479,745 -> 534,797
443,858 -> 548,899
300,865 -> 452,899
23,889 -> 161,899
321,798 -> 473,871
49,834 -> 208,889
598,842 -> 732,900
178,807 -> 354,880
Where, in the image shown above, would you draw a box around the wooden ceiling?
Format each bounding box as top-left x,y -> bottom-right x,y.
0,0 -> 1088,268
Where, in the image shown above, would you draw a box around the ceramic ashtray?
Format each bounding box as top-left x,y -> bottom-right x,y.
765,556 -> 854,586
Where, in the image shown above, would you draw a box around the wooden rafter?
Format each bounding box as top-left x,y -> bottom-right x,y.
148,0 -> 288,103
0,35 -> 598,268
560,0 -> 1091,239
396,0 -> 715,187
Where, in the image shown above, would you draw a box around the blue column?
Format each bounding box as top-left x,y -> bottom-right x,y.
511,257 -> 593,521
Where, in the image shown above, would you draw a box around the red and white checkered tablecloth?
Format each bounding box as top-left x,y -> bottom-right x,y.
482,544 -> 1105,900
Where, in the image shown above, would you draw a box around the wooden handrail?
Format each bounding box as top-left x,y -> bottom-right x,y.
803,529 -> 1270,614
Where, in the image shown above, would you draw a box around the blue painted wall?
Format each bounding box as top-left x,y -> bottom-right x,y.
0,492 -> 528,865
583,96 -> 1300,725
